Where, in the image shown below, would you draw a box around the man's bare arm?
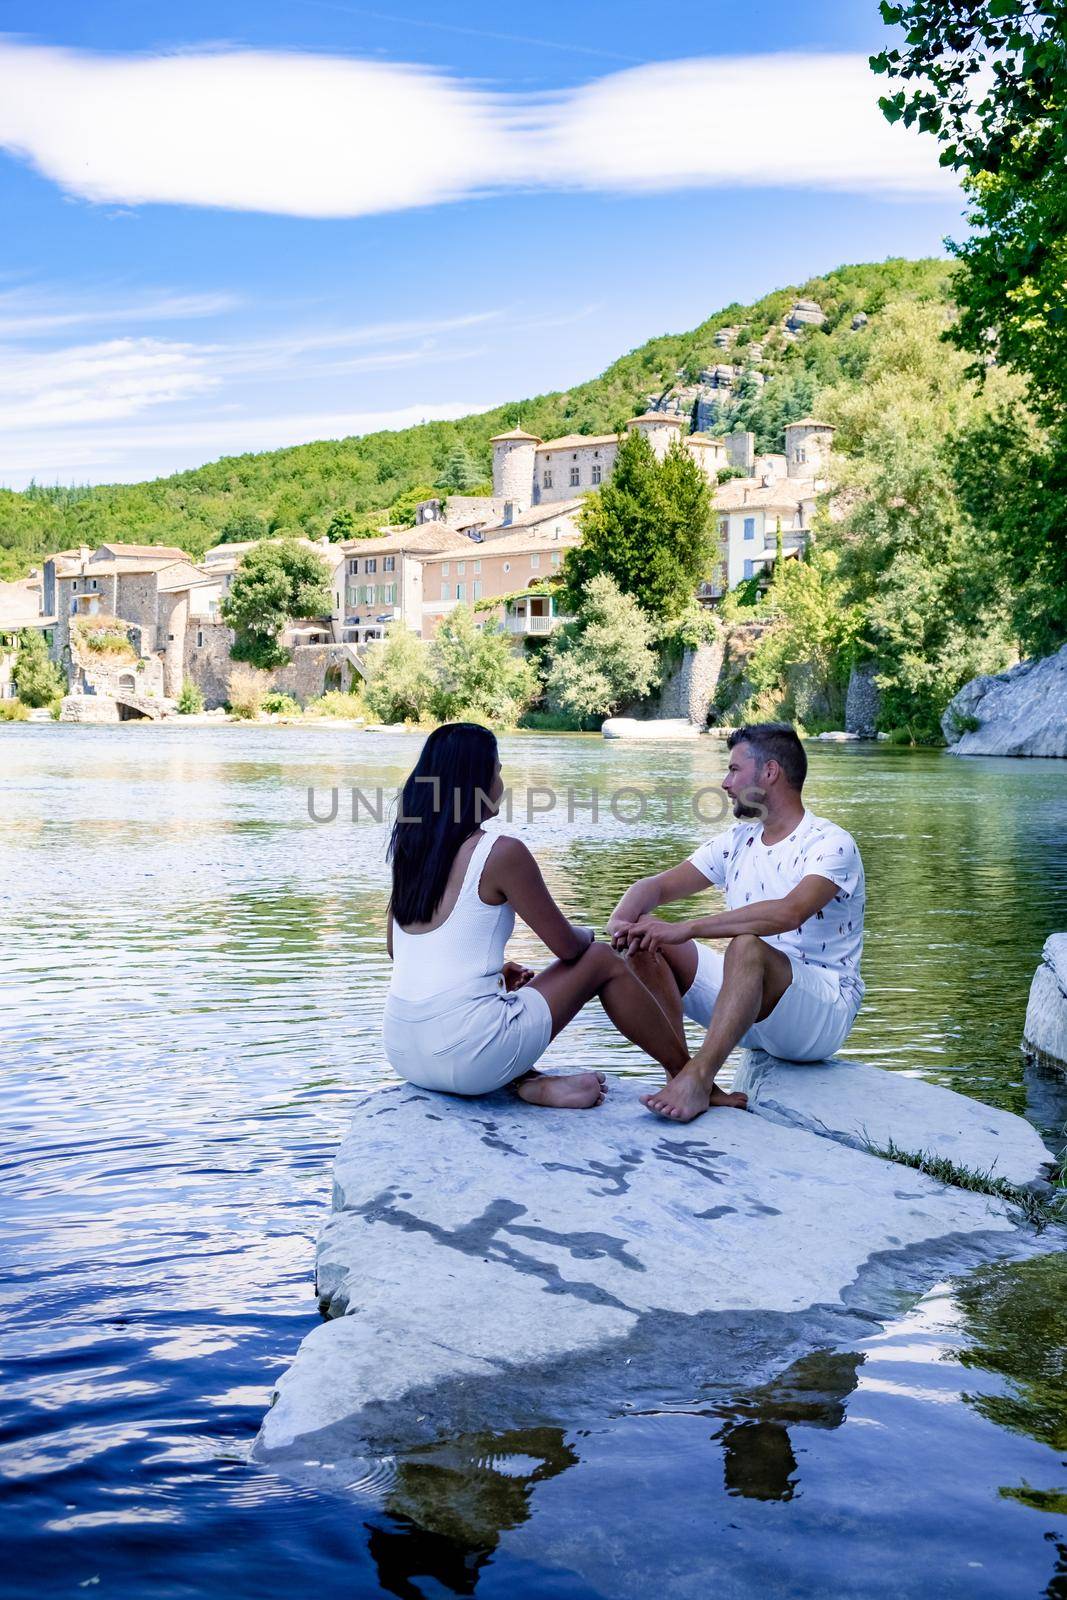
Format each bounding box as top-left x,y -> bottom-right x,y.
607,861 -> 713,944
625,874 -> 840,951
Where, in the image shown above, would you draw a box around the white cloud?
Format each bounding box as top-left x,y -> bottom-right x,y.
0,42 -> 956,219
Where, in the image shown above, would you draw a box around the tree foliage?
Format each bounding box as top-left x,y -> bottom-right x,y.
220,539 -> 333,669
872,1 -> 1067,427
437,443 -> 481,493
545,573 -> 658,724
13,628 -> 64,707
362,624 -> 437,723
562,431 -> 714,619
429,606 -> 538,725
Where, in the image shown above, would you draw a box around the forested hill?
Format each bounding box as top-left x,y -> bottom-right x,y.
0,258 -> 952,580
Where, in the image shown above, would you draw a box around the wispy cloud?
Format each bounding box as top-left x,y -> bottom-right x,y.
0,42 -> 956,219
0,337 -> 218,430
0,286 -> 239,338
0,400 -> 495,486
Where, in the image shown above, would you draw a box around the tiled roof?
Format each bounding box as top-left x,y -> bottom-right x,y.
536,432 -> 619,451
0,576 -> 44,628
339,525 -> 474,558
94,542 -> 189,561
785,417 -> 835,430
628,412 -> 685,427
714,476 -> 818,513
489,427 -> 542,443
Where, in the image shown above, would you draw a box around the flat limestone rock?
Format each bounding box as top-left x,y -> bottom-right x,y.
601,716 -> 700,740
1024,933 -> 1067,1076
253,1078 -> 1032,1479
733,1049 -> 1052,1186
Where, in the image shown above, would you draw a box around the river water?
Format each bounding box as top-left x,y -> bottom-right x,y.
2,725 -> 1065,1599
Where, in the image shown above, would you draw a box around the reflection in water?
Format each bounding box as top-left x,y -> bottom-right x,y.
954,1255 -> 1067,1515
710,1350 -> 863,1503
369,1428 -> 577,1597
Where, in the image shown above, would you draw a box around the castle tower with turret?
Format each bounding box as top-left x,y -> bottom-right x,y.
490,426 -> 541,509
784,418 -> 835,481
626,412 -> 685,462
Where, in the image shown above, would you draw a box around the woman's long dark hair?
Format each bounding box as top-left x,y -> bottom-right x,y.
388,722 -> 499,926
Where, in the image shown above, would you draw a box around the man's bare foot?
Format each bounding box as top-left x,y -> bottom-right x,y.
516,1070 -> 607,1109
640,1065 -> 747,1122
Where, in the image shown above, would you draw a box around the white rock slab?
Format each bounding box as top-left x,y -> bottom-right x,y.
733,1050 -> 1052,1187
1023,933 -> 1067,1075
942,642 -> 1067,757
601,717 -> 700,739
254,1079 -> 1027,1476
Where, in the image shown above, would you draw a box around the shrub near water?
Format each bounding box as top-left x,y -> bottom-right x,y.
261,692 -> 302,716
0,699 -> 28,721
305,690 -> 367,719
177,679 -> 204,715
227,664 -> 269,719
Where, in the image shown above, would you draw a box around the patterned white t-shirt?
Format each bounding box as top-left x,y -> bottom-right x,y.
687,808 -> 866,1014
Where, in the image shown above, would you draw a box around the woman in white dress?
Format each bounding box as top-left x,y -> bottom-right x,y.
383,723 -> 690,1109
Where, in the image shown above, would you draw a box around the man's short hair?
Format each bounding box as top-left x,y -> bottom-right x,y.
727,722 -> 807,791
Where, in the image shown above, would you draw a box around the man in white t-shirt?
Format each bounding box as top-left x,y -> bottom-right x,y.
607,722 -> 865,1123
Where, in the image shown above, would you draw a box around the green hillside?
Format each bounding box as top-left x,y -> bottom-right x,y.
0,258 -> 953,581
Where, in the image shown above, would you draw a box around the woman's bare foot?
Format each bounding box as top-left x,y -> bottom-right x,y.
515,1070 -> 606,1109
640,1064 -> 748,1122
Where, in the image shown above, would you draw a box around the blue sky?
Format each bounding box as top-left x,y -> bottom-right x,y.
0,1 -> 962,488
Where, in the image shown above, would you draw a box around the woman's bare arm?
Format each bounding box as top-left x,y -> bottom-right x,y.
483,836 -> 592,961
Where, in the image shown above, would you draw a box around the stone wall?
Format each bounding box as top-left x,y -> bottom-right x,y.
269,645 -> 359,704
654,639 -> 725,725
184,621 -> 234,709
185,625 -> 358,709
845,661 -> 881,737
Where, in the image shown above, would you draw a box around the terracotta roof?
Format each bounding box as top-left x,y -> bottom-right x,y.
339,525 -> 474,558
785,417 -> 835,430
422,503 -> 582,560
94,541 -> 189,562
489,427 -> 542,443
688,433 -> 727,446
714,476 -> 817,513
0,576 -> 44,629
628,412 -> 685,427
57,557 -> 186,578
156,561 -> 218,593
477,498 -> 583,537
536,432 -> 619,451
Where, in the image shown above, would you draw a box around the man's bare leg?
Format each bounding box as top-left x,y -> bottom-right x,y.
625,942 -> 749,1109
641,935 -> 793,1122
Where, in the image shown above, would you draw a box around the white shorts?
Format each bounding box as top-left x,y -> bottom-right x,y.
681,943 -> 857,1062
383,972 -> 554,1096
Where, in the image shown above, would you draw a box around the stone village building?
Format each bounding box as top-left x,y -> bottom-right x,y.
14,411 -> 832,716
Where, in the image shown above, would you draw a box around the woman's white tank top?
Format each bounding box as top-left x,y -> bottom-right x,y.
389,829 -> 514,1003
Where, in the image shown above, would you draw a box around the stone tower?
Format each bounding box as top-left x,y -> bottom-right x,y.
490,427 -> 541,508
784,418 -> 835,480
627,412 -> 684,462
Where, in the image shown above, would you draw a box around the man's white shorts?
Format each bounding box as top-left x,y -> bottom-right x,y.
681,942 -> 857,1062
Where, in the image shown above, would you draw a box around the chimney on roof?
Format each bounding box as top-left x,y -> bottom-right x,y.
78,544 -> 91,562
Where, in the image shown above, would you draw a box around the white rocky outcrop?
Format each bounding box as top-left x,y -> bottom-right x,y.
254,1059 -> 1050,1482
942,643 -> 1067,757
602,717 -> 701,740
1024,934 -> 1067,1076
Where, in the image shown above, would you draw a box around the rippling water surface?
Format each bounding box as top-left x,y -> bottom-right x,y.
2,726 -> 1065,1598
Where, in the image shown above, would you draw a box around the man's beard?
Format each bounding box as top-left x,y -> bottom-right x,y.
731,787 -> 766,819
